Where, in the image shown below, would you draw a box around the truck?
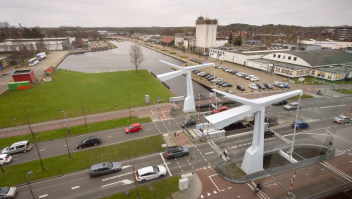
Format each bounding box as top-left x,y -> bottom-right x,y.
36,52 -> 46,61
28,58 -> 38,66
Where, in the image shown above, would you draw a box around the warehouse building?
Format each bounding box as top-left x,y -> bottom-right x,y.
0,37 -> 75,52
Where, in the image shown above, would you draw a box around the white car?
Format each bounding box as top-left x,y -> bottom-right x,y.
135,165 -> 167,183
217,65 -> 224,69
250,77 -> 260,82
238,73 -> 247,77
224,68 -> 231,72
246,75 -> 254,80
0,154 -> 12,165
249,83 -> 258,90
211,78 -> 222,83
197,72 -> 205,76
236,72 -> 243,76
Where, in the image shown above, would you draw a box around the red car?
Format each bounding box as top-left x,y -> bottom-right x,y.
212,106 -> 228,114
125,123 -> 142,134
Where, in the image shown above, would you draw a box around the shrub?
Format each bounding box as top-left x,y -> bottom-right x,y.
180,56 -> 188,58
161,49 -> 167,51
169,52 -> 176,54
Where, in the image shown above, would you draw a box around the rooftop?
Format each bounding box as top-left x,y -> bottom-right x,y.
159,36 -> 175,44
287,49 -> 352,66
249,58 -> 309,70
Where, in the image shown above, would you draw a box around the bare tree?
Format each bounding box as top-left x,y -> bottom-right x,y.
129,44 -> 145,73
180,45 -> 186,56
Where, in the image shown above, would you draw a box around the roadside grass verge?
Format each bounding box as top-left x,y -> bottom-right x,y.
180,56 -> 188,58
102,176 -> 181,199
0,69 -> 172,128
169,52 -> 176,54
106,40 -> 117,48
288,94 -> 313,99
0,116 -> 151,149
331,89 -> 352,94
0,135 -> 165,187
289,76 -> 352,85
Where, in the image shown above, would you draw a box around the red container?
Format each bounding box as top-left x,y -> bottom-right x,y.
11,69 -> 36,83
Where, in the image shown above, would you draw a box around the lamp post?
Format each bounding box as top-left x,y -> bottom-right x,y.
290,94 -> 302,159
114,104 -> 118,120
61,110 -> 70,135
26,171 -> 35,199
13,118 -> 22,136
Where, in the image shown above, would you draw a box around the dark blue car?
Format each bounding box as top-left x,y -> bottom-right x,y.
292,121 -> 309,129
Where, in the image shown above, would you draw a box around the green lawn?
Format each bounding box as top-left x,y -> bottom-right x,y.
0,116 -> 151,149
290,76 -> 352,85
288,94 -> 313,99
0,135 -> 165,187
0,69 -> 172,128
103,176 -> 181,199
331,89 -> 352,94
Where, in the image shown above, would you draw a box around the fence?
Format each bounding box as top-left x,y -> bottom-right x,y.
214,141 -> 336,183
183,127 -> 195,142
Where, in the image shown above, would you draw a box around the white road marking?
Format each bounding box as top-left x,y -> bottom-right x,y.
102,172 -> 132,182
107,136 -> 112,138
160,153 -> 172,176
39,194 -> 48,198
209,174 -> 220,192
39,149 -> 45,151
72,186 -> 80,189
101,179 -> 134,187
205,151 -> 214,155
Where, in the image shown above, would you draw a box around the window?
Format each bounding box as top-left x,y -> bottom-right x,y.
305,70 -> 310,75
321,72 -> 326,78
300,71 -> 304,75
311,70 -> 315,75
288,56 -> 291,60
273,54 -> 276,58
296,71 -> 299,75
278,55 -> 281,58
275,67 -> 280,72
293,57 -> 297,61
283,55 -> 286,59
336,74 -> 341,79
328,74 -> 332,79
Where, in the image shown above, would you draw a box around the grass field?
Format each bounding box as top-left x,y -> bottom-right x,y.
290,76 -> 352,85
102,176 -> 181,199
0,116 -> 151,149
288,94 -> 313,99
331,89 -> 352,94
0,135 -> 165,187
0,69 -> 172,128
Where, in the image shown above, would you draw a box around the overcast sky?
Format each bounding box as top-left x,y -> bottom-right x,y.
2,0 -> 351,28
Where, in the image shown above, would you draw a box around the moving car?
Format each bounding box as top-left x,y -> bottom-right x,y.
249,83 -> 258,90
135,165 -> 167,183
264,129 -> 275,138
250,77 -> 260,82
1,141 -> 32,154
180,119 -> 197,128
292,121 -> 309,129
263,83 -> 273,89
334,115 -> 351,124
0,187 -> 18,198
273,100 -> 288,106
212,106 -> 228,114
89,162 -> 122,177
284,102 -> 299,110
0,154 -> 12,165
125,123 -> 142,134
237,85 -> 245,91
76,136 -> 102,149
163,146 -> 189,159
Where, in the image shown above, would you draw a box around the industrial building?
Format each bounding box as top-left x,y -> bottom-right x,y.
175,33 -> 185,48
335,26 -> 352,41
299,39 -> 352,49
0,37 -> 75,52
195,16 -> 218,54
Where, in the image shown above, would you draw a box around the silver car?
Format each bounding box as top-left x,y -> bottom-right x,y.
1,141 -> 32,154
0,187 -> 18,198
334,115 -> 351,124
284,102 -> 300,110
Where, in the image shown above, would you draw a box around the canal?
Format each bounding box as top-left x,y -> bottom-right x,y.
58,41 -> 211,97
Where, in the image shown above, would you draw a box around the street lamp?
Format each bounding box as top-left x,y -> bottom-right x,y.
61,110 -> 71,135
26,171 -> 35,199
114,104 -> 118,120
13,118 -> 22,136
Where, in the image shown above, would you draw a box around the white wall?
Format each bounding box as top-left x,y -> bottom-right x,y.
262,52 -> 311,67
300,40 -> 352,49
196,24 -> 217,48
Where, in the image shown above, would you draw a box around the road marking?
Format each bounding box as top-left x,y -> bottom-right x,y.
102,172 -> 132,182
39,149 -> 45,151
146,129 -> 150,130
205,151 -> 214,155
72,186 -> 80,189
325,128 -> 335,137
160,153 -> 172,176
101,179 -> 134,187
231,146 -> 238,148
207,192 -> 211,196
39,194 -> 48,198
107,136 -> 112,138
209,174 -> 221,192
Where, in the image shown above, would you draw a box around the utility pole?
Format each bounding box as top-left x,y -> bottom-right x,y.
157,97 -> 160,119
62,123 -> 71,158
191,141 -> 196,174
24,109 -> 45,171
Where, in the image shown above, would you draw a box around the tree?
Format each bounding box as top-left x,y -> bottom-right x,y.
228,33 -> 233,44
180,45 -> 186,56
233,36 -> 243,46
129,44 -> 145,73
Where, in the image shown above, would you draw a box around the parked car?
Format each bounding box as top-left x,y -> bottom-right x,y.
236,72 -> 243,76
218,65 -> 224,69
200,73 -> 210,77
219,81 -> 229,86
76,136 -> 101,149
135,165 -> 167,183
197,72 -> 205,76
237,85 -> 245,91
334,115 -> 351,124
0,187 -> 18,198
224,68 -> 232,72
207,76 -> 215,80
273,100 -> 288,106
250,77 -> 260,82
89,162 -> 122,177
292,121 -> 309,129
263,83 -> 273,89
1,141 -> 32,154
242,74 -> 248,78
163,146 -> 189,159
274,81 -> 284,88
212,106 -> 229,114
217,80 -> 226,85
256,83 -> 266,90
125,123 -> 142,134
231,70 -> 238,74
206,75 -> 214,79
246,75 -> 254,80
249,84 -> 258,90
284,102 -> 300,110
222,83 -> 233,87
205,75 -> 212,78
264,129 -> 275,138
0,154 -> 12,165
193,70 -> 200,74
180,119 -> 197,128
211,78 -> 222,83
223,68 -> 231,71
238,73 -> 247,77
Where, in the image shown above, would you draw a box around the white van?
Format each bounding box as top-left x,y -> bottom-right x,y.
28,58 -> 38,66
